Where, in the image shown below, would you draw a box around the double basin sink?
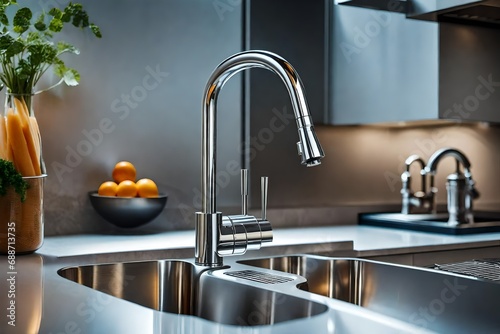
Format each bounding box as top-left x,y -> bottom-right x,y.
58,254 -> 500,332
59,258 -> 325,327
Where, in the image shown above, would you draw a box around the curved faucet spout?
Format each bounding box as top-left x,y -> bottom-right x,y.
401,154 -> 430,214
423,147 -> 479,222
405,155 -> 426,171
202,50 -> 325,213
197,50 -> 325,266
425,148 -> 472,175
404,154 -> 427,192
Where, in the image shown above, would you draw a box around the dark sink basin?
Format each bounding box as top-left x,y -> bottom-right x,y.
359,211 -> 500,234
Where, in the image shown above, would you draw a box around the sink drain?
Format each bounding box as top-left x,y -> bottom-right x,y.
224,270 -> 294,284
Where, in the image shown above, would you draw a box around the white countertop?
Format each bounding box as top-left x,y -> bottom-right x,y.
10,224 -> 500,334
39,225 -> 500,259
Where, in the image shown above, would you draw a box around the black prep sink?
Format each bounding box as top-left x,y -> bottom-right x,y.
359,211 -> 500,234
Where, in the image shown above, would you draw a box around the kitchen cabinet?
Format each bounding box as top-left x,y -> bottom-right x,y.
246,0 -> 329,124
331,5 -> 500,125
330,6 -> 439,124
439,24 -> 500,124
248,2 -> 500,125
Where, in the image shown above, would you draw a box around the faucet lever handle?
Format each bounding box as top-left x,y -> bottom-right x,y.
241,169 -> 248,216
261,176 -> 268,220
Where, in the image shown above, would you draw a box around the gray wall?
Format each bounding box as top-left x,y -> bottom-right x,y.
23,0 -> 244,235
19,1 -> 500,236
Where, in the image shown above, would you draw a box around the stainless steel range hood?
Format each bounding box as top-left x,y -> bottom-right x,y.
337,0 -> 500,28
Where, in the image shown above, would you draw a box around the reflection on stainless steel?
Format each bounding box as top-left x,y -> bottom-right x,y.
425,147 -> 479,225
0,254 -> 43,334
239,254 -> 500,333
196,50 -> 325,267
58,259 -> 327,326
240,255 -> 367,303
198,270 -> 326,326
216,170 -> 273,258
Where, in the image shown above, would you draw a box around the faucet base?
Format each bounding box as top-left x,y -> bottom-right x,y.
195,212 -> 223,267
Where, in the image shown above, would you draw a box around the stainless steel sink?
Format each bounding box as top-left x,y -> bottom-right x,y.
57,259 -> 327,326
240,255 -> 364,304
238,255 -> 500,333
58,254 -> 500,332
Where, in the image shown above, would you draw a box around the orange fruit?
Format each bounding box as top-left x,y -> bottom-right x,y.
116,180 -> 138,197
112,161 -> 136,183
136,178 -> 159,198
98,181 -> 118,197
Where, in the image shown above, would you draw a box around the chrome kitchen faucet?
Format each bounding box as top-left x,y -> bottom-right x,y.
401,154 -> 432,214
401,147 -> 479,225
425,147 -> 480,225
196,50 -> 325,267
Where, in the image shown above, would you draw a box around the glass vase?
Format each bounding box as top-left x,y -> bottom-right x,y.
0,92 -> 46,254
0,175 -> 46,254
1,92 -> 45,175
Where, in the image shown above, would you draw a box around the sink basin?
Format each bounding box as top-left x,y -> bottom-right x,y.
359,211 -> 500,234
57,259 -> 327,326
240,255 -> 364,304
238,255 -> 500,333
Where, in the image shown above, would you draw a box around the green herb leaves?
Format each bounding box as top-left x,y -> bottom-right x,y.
0,1 -> 101,97
13,7 -> 32,34
0,159 -> 28,202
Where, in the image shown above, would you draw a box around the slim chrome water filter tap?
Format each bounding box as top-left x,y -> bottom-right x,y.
195,50 -> 325,267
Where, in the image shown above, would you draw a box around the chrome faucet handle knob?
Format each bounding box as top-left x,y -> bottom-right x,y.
260,176 -> 272,244
261,176 -> 268,220
241,169 -> 249,216
466,176 -> 480,199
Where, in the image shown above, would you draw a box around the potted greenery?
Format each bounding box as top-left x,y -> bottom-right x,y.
0,1 -> 101,254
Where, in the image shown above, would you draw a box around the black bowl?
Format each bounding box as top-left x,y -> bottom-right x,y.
89,192 -> 168,228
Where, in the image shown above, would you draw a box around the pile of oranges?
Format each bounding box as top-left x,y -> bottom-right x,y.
98,161 -> 159,198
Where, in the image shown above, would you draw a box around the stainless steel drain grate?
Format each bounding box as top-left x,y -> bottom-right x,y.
224,270 -> 294,284
434,259 -> 500,281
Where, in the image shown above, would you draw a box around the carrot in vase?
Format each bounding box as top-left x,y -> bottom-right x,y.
12,97 -> 41,175
6,109 -> 35,176
0,115 -> 13,161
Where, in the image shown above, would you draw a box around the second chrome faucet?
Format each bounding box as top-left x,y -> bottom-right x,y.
401,147 -> 480,225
